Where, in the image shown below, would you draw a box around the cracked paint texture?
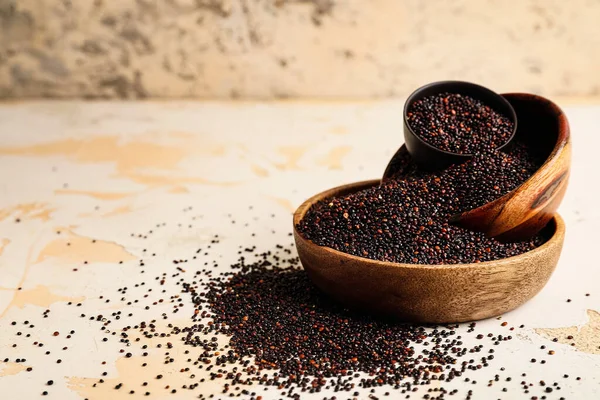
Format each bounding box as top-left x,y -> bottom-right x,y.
1,0 -> 600,99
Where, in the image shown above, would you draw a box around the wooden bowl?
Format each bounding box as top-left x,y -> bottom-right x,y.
293,180 -> 565,323
451,93 -> 571,242
384,93 -> 571,242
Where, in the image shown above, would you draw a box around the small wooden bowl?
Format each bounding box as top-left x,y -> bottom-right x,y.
452,93 -> 571,242
293,180 -> 565,323
384,93 -> 571,242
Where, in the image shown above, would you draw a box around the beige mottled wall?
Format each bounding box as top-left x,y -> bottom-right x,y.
1,0 -> 599,99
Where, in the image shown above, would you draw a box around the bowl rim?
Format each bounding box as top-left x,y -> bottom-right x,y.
403,80 -> 518,158
293,179 -> 565,271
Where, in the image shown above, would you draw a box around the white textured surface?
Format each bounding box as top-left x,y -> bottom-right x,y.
0,100 -> 598,399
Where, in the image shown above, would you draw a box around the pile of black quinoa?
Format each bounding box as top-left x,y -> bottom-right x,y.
297,94 -> 545,265
406,92 -> 514,154
181,249 -> 515,398
297,145 -> 543,264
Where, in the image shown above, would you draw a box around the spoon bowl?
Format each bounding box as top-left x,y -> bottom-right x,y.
293,180 -> 565,323
384,93 -> 571,242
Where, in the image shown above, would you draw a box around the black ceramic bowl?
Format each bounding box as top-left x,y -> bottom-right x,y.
403,81 -> 518,170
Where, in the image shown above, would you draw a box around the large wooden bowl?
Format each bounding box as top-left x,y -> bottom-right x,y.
293,180 -> 565,323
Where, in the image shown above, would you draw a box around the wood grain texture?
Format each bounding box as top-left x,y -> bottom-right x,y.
293,180 -> 565,323
453,93 -> 571,241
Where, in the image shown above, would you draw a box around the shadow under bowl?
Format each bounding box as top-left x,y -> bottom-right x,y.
293,180 -> 565,323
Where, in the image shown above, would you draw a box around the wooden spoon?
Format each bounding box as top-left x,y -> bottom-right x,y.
383,93 -> 571,242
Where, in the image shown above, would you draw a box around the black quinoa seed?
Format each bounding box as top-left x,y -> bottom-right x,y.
169,253 -> 517,397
